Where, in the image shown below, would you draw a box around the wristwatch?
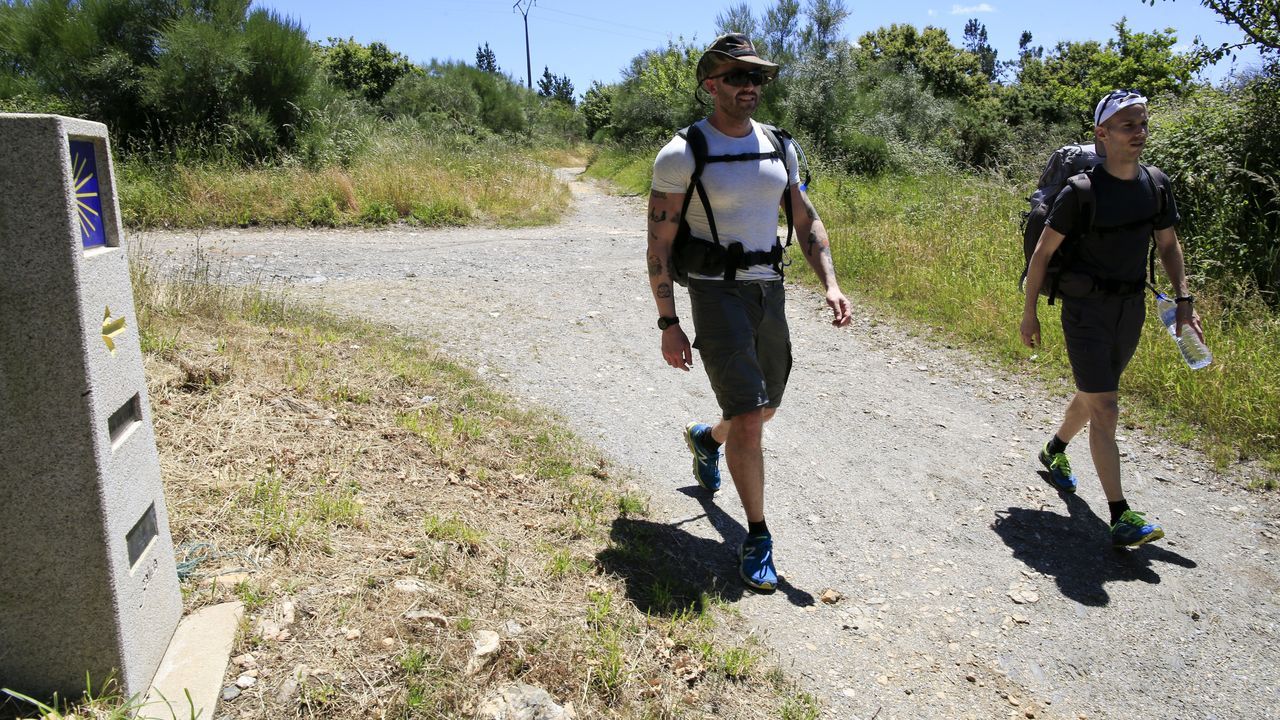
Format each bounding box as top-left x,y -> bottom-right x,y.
657,316 -> 680,330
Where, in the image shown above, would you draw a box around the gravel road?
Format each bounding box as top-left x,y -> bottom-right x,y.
138,169 -> 1280,720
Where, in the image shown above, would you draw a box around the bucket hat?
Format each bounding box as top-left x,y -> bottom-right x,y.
696,33 -> 779,85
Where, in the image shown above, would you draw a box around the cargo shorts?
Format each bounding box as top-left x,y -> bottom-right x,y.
687,278 -> 793,419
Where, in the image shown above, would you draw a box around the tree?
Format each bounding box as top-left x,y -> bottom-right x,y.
715,3 -> 758,39
579,80 -> 614,137
799,0 -> 850,60
857,24 -> 985,98
537,65 -> 574,105
962,18 -> 998,80
1145,1 -> 1279,59
475,42 -> 498,72
760,0 -> 801,67
319,37 -> 417,105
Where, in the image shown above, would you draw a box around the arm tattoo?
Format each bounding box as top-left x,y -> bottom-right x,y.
649,208 -> 668,223
802,195 -> 819,221
656,283 -> 672,299
805,231 -> 820,257
668,211 -> 681,224
647,253 -> 663,277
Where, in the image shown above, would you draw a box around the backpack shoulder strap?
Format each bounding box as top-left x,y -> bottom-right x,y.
1139,163 -> 1170,287
1065,171 -> 1095,236
677,123 -> 719,244
759,123 -> 796,249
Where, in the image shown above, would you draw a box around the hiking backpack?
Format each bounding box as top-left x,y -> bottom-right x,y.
1019,143 -> 1169,303
669,122 -> 799,286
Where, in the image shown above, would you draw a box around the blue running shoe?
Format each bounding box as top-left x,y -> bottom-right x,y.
1111,509 -> 1164,547
1038,442 -> 1078,493
684,422 -> 721,493
739,534 -> 777,592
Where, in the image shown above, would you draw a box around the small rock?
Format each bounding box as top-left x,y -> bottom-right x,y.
820,588 -> 843,604
966,674 -> 976,683
232,653 -> 257,668
344,628 -> 361,641
394,578 -> 427,594
398,547 -> 418,558
220,686 -> 241,702
404,610 -> 448,627
501,619 -> 525,636
467,630 -> 502,674
382,637 -> 396,648
235,675 -> 257,689
476,683 -> 574,720
1008,696 -> 1022,707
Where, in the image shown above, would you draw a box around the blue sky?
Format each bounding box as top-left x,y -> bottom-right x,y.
254,0 -> 1264,96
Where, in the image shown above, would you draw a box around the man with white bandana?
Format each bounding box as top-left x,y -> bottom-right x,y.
1021,89 -> 1204,547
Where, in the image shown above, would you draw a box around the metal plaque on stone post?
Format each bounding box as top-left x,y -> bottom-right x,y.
0,114 -> 182,703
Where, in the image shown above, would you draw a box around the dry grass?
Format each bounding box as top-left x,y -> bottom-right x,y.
119,133 -> 571,230
0,264 -> 819,720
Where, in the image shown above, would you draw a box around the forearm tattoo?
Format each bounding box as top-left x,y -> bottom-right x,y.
656,282 -> 672,299
649,208 -> 667,223
647,253 -> 663,277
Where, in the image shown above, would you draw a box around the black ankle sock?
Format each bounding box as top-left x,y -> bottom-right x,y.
701,428 -> 722,451
747,519 -> 769,538
1109,499 -> 1130,525
1047,434 -> 1069,455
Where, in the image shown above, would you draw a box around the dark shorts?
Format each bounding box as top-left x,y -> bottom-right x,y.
1060,293 -> 1145,393
687,278 -> 792,419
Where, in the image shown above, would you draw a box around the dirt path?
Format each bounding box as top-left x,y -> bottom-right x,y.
138,170 -> 1279,720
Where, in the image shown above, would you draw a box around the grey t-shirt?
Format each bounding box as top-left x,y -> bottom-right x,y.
652,119 -> 801,282
1046,165 -> 1180,282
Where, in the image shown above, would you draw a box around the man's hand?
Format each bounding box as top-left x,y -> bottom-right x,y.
662,326 -> 694,371
1020,312 -> 1041,348
1175,302 -> 1206,343
826,289 -> 852,327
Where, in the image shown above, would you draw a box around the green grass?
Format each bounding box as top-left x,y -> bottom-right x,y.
582,145 -> 653,196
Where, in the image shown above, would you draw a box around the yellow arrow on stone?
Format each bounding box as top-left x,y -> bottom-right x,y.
102,306 -> 126,354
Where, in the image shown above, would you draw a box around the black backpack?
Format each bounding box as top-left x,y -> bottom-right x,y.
1020,149 -> 1169,304
669,122 -> 796,286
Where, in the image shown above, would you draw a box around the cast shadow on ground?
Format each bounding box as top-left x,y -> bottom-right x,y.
991,472 -> 1197,607
596,485 -> 814,615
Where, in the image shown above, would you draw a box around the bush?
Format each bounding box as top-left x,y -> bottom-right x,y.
1144,77 -> 1280,304
834,129 -> 891,175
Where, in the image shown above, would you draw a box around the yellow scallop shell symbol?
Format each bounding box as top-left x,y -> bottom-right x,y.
102,306 -> 127,354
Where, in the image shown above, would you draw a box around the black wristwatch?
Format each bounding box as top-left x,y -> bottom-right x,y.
657,316 -> 680,330
1175,295 -> 1195,304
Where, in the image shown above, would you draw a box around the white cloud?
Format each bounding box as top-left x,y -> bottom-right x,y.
951,3 -> 995,14
928,9 -> 937,16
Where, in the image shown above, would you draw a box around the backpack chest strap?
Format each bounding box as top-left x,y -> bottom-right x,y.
705,151 -> 784,163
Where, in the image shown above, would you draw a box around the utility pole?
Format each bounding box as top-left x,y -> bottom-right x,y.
513,0 -> 535,89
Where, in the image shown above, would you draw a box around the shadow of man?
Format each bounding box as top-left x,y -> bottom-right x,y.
596,485 -> 814,615
992,474 -> 1197,606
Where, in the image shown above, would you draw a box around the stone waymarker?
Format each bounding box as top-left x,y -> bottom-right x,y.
0,115 -> 182,702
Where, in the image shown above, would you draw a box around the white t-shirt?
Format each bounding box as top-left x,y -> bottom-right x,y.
652,119 -> 801,282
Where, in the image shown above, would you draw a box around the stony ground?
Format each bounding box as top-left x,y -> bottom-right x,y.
138,169 -> 1280,720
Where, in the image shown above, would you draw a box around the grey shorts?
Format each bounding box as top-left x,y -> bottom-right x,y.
1060,293 -> 1145,393
687,278 -> 792,419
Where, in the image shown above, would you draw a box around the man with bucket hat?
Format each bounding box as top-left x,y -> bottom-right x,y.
1021,89 -> 1204,547
645,33 -> 852,592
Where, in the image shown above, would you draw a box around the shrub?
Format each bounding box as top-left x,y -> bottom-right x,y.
834,128 -> 890,175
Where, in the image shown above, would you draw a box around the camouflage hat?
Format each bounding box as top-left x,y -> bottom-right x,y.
696,33 -> 779,85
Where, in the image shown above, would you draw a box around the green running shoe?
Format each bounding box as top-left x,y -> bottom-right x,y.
1111,509 -> 1165,547
1038,442 -> 1078,493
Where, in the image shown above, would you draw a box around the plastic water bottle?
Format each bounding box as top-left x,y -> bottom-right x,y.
1156,293 -> 1212,369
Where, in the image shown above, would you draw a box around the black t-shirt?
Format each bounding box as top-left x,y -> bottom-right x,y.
1046,165 -> 1180,282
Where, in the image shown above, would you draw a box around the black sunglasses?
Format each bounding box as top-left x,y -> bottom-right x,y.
712,68 -> 767,87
